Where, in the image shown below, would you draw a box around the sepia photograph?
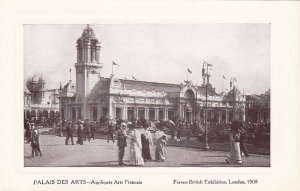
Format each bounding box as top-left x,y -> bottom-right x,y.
23,24 -> 270,167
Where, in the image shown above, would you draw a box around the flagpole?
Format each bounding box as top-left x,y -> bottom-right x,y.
69,69 -> 71,81
186,69 -> 189,81
222,77 -> 224,93
112,63 -> 114,75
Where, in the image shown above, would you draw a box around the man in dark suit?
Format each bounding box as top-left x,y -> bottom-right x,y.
107,120 -> 115,143
65,120 -> 75,145
117,123 -> 127,166
90,121 -> 96,140
83,119 -> 91,142
30,124 -> 42,158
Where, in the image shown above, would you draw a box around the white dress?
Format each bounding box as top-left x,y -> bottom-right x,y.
226,132 -> 242,164
128,129 -> 144,166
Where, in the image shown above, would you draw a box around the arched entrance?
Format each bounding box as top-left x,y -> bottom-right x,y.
184,89 -> 195,122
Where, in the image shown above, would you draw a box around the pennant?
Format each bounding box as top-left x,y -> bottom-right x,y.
187,68 -> 192,74
132,75 -> 137,80
69,68 -> 71,72
223,75 -> 226,80
112,61 -> 119,66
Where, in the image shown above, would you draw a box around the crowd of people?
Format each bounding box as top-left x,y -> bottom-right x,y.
111,119 -> 168,166
25,116 -> 269,166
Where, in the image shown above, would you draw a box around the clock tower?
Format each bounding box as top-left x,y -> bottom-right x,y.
75,25 -> 102,119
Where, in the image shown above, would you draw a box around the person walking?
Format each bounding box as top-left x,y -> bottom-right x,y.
65,120 -> 75,145
107,120 -> 115,143
90,121 -> 96,140
116,122 -> 128,166
128,122 -> 144,166
239,123 -> 249,157
83,119 -> 91,142
141,122 -> 153,162
226,121 -> 242,164
30,124 -> 42,158
155,133 -> 167,162
76,121 -> 84,145
176,120 -> 182,141
24,120 -> 31,143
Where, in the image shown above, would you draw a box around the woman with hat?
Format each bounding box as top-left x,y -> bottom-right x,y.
155,127 -> 167,162
141,121 -> 153,162
76,120 -> 84,145
226,121 -> 242,164
127,121 -> 144,166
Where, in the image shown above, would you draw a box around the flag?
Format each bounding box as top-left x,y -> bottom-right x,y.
202,68 -> 205,76
112,61 -> 119,66
207,63 -> 213,67
132,75 -> 137,80
223,75 -> 226,80
69,68 -> 71,72
187,68 -> 192,74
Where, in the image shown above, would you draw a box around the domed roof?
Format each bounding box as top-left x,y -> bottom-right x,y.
77,24 -> 98,43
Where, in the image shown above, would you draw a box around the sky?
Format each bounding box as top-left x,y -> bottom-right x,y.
24,24 -> 270,95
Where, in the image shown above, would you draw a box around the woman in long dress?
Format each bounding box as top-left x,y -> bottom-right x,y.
141,124 -> 153,162
226,121 -> 242,164
128,124 -> 144,166
155,129 -> 167,161
76,121 -> 84,145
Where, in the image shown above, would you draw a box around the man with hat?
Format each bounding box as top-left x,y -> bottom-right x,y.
116,122 -> 127,166
65,120 -> 75,145
107,119 -> 115,143
90,121 -> 96,141
30,123 -> 42,158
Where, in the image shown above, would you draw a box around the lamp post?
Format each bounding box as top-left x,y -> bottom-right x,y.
203,61 -> 213,150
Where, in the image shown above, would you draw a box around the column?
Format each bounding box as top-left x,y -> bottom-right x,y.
145,108 -> 149,120
155,108 -> 159,121
134,107 -> 138,119
123,106 -> 127,120
225,109 -> 229,123
242,105 -> 246,122
164,108 -> 168,120
75,108 -> 78,121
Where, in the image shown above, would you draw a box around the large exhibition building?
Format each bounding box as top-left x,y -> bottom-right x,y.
59,25 -> 246,124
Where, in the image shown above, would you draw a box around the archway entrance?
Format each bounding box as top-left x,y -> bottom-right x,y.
184,89 -> 196,122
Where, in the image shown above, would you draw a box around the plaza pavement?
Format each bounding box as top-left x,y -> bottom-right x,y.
24,129 -> 270,167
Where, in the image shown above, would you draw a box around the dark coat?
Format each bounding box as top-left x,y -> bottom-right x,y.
116,129 -> 127,148
66,124 -> 74,136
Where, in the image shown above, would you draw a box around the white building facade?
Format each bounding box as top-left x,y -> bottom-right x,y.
59,25 -> 246,124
